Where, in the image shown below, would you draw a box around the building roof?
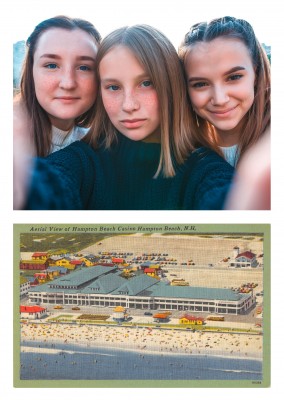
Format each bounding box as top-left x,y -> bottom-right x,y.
147,281 -> 245,301
34,273 -> 47,278
21,259 -> 47,265
180,314 -> 204,321
114,306 -> 125,312
112,258 -> 124,263
47,266 -> 68,273
28,266 -> 251,303
82,272 -> 125,294
112,274 -> 157,296
144,268 -> 156,273
30,266 -> 117,293
20,305 -> 46,313
153,313 -> 168,319
48,266 -> 117,289
236,251 -> 256,260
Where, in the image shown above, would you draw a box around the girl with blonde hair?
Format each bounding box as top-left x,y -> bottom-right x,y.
15,24 -> 234,210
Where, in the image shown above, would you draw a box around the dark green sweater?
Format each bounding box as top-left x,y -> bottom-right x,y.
26,134 -> 234,210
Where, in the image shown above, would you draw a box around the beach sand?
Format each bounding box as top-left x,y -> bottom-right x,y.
21,322 -> 262,360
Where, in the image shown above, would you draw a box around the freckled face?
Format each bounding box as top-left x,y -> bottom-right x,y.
184,38 -> 255,145
99,45 -> 160,142
33,28 -> 98,130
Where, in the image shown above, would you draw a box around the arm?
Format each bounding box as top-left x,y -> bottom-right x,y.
225,130 -> 271,210
13,96 -> 35,209
24,142 -> 96,210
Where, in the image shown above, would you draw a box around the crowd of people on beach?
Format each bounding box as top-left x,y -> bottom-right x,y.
21,321 -> 262,359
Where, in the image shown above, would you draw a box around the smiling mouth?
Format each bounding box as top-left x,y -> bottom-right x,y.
210,105 -> 238,115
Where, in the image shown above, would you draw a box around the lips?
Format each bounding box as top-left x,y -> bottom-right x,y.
55,97 -> 80,102
120,119 -> 147,128
210,105 -> 238,116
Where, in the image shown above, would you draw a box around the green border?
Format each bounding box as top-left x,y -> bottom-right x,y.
14,223 -> 270,388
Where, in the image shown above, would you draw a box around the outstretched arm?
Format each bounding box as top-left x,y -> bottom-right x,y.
13,96 -> 34,209
225,130 -> 271,210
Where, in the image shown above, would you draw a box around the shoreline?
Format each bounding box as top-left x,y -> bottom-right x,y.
20,322 -> 263,361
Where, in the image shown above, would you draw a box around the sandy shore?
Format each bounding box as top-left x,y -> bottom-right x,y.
21,322 -> 263,360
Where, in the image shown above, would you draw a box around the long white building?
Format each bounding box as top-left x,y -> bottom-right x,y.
28,266 -> 255,315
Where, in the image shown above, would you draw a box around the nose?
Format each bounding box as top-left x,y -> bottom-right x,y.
210,85 -> 229,106
122,90 -> 139,112
59,68 -> 77,90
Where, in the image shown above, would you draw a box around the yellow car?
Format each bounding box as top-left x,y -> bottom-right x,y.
54,305 -> 63,309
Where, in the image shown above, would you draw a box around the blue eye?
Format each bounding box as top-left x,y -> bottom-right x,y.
191,81 -> 207,88
107,85 -> 119,91
228,74 -> 243,81
45,63 -> 57,69
141,80 -> 152,87
79,65 -> 91,71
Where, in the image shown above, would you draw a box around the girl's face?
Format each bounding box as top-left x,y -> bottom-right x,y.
184,37 -> 255,146
33,28 -> 98,131
99,45 -> 160,143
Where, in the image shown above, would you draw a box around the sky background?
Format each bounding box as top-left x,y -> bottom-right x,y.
11,0 -> 274,47
1,0 -> 283,399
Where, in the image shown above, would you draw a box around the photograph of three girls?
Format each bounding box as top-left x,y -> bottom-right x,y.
13,15 -> 270,210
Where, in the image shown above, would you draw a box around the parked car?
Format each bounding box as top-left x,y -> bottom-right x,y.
144,312 -> 153,316
72,307 -> 81,310
53,305 -> 63,309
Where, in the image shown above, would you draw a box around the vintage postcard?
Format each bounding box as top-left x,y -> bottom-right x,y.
14,223 -> 270,388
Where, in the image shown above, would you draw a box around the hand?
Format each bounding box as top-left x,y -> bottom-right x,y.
225,129 -> 271,210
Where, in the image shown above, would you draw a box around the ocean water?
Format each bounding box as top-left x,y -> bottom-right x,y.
20,342 -> 262,381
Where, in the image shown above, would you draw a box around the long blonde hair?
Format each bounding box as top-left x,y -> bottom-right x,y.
179,16 -> 271,163
84,24 -> 194,177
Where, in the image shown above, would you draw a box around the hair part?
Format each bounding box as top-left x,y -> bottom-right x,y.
20,15 -> 101,156
178,16 -> 271,163
85,24 -> 194,177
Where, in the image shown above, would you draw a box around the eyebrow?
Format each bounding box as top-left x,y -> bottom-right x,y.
101,73 -> 150,83
188,66 -> 246,82
40,53 -> 96,62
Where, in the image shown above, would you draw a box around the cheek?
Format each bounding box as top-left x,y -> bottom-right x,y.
33,74 -> 57,98
143,92 -> 159,112
188,89 -> 205,109
102,95 -> 120,117
81,77 -> 98,101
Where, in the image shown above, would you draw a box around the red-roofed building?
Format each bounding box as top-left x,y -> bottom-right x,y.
32,252 -> 48,260
20,259 -> 49,270
144,268 -> 159,278
20,305 -> 47,319
153,312 -> 170,322
229,250 -> 258,268
112,257 -> 125,264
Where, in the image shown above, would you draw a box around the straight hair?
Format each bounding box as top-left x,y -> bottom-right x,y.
20,15 -> 101,156
179,16 -> 271,163
84,24 -> 194,177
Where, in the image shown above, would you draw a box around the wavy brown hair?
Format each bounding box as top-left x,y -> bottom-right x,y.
179,16 -> 271,164
20,15 -> 101,156
84,24 -> 194,177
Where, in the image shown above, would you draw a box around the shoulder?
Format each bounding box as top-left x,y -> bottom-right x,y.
181,147 -> 235,210
48,140 -> 94,159
187,147 -> 234,172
